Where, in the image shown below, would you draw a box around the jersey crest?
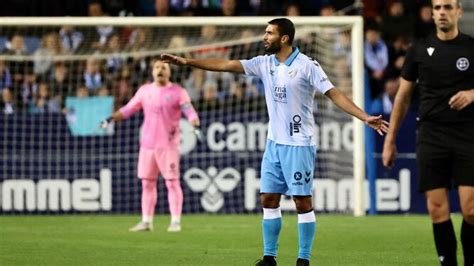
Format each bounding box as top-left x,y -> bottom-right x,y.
456,57 -> 469,71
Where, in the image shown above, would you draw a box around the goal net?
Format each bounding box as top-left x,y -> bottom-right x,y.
0,17 -> 365,215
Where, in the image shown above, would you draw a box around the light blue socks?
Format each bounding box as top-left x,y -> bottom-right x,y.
297,210 -> 316,260
262,207 -> 282,257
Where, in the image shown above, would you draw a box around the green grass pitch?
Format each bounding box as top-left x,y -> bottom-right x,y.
0,214 -> 465,265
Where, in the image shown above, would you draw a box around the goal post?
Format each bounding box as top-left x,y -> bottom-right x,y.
0,16 -> 366,216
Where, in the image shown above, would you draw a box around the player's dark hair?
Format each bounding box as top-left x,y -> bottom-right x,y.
431,0 -> 461,7
268,18 -> 295,45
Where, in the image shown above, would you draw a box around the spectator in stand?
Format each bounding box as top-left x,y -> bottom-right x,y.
415,3 -> 435,39
385,35 -> 409,79
105,33 -> 125,74
4,33 -> 27,55
50,61 -> 71,97
126,27 -> 150,79
364,26 -> 389,98
284,3 -> 301,16
370,77 -> 399,115
97,85 -> 110,97
88,1 -> 115,50
189,25 -> 233,100
33,32 -> 65,77
198,79 -> 220,110
59,25 -> 84,54
334,56 -> 353,98
380,1 -> 415,44
1,88 -> 15,114
320,4 -> 337,16
83,57 -> 103,93
75,84 -> 89,98
29,82 -> 61,114
20,67 -> 38,110
218,0 -> 238,16
112,64 -> 133,108
0,60 -> 13,90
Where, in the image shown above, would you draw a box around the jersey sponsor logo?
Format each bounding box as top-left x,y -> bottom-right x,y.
427,47 -> 435,56
456,57 -> 469,71
272,85 -> 287,103
294,171 -> 302,181
292,171 -> 303,186
289,115 -> 302,136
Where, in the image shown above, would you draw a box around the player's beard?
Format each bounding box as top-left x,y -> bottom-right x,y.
436,19 -> 453,33
438,23 -> 453,33
264,41 -> 282,54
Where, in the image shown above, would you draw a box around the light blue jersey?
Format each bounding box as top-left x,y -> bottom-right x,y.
240,48 -> 334,146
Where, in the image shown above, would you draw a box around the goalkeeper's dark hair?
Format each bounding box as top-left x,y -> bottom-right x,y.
268,18 -> 295,45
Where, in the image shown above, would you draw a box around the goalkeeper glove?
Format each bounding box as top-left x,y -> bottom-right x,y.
100,117 -> 113,129
193,127 -> 204,142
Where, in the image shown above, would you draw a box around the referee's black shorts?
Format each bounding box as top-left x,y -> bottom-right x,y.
416,122 -> 474,192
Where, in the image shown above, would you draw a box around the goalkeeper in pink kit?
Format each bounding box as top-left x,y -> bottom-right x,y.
102,59 -> 200,232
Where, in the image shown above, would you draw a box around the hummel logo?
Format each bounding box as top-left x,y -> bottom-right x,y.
305,178 -> 311,183
305,171 -> 311,177
270,70 -> 274,76
427,47 -> 435,56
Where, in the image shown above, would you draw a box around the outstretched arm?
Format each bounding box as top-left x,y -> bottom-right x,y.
161,53 -> 245,74
382,77 -> 415,168
325,87 -> 389,136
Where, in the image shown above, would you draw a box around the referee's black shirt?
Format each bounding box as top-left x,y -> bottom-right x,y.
401,33 -> 474,124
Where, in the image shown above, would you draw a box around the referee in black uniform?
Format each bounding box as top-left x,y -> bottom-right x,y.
382,0 -> 474,265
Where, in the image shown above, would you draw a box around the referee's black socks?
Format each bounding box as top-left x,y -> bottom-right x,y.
461,219 -> 474,266
433,219 -> 457,266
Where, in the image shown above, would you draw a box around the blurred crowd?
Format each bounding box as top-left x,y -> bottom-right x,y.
0,0 -> 435,115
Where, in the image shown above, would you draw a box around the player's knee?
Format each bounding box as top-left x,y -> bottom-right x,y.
165,179 -> 181,192
427,200 -> 450,222
293,196 -> 313,213
142,178 -> 157,190
260,194 -> 280,208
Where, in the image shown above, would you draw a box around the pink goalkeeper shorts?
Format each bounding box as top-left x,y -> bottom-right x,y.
137,148 -> 180,180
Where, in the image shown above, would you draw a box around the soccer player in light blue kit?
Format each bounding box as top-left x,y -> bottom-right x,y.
162,18 -> 389,266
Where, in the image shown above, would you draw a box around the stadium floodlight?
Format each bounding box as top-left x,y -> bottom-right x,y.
0,16 -> 365,216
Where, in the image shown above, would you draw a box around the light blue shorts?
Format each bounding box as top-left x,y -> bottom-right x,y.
260,139 -> 316,196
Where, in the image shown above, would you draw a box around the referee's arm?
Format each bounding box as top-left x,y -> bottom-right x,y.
382,77 -> 416,168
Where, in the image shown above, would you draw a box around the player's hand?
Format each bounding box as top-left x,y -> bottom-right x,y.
100,117 -> 113,129
193,127 -> 204,142
448,89 -> 474,110
161,53 -> 187,65
365,115 -> 389,136
382,141 -> 397,168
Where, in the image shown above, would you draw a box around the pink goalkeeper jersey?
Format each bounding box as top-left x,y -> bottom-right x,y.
119,82 -> 198,149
